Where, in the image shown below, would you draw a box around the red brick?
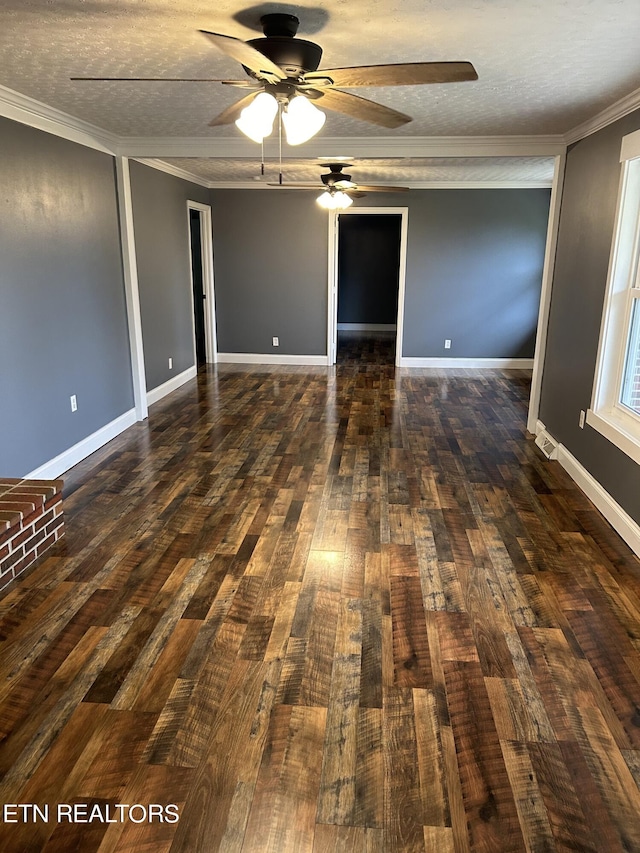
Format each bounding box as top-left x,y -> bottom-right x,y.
35,508 -> 55,532
12,551 -> 38,579
45,490 -> 63,505
0,510 -> 22,530
46,518 -> 64,538
0,571 -> 15,593
0,500 -> 37,520
36,532 -> 57,556
7,524 -> 35,551
1,545 -> 24,575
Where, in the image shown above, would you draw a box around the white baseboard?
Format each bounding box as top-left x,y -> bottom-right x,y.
533,423 -> 640,558
557,444 -> 640,558
337,323 -> 397,332
399,357 -> 535,369
147,365 -> 197,406
25,409 -> 137,480
217,353 -> 330,366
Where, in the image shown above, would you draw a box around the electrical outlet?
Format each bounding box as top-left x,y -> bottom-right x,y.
70,395 -> 77,412
579,410 -> 586,429
272,337 -> 279,347
168,357 -> 173,369
444,339 -> 452,349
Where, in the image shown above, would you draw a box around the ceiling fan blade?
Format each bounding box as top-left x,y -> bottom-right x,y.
70,77 -> 250,82
355,184 -> 409,192
200,30 -> 286,82
346,190 -> 367,198
314,88 -> 411,128
266,184 -> 319,189
208,90 -> 261,126
305,61 -> 477,88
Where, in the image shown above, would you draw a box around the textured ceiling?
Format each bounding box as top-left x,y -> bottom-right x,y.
155,155 -> 556,184
1,0 -> 640,140
0,0 -> 640,137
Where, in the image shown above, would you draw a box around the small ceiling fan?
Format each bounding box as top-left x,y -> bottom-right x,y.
72,12 -> 478,138
268,163 -> 409,209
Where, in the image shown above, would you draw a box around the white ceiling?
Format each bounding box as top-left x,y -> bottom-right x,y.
154,155 -> 556,185
2,1 -> 640,184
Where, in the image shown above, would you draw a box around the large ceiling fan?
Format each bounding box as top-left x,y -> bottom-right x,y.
72,12 -> 478,139
268,163 -> 409,209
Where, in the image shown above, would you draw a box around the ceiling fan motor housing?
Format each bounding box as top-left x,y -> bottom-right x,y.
322,171 -> 352,187
246,37 -> 323,77
246,13 -> 322,78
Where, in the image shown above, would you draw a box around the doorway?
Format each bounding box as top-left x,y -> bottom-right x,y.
327,207 -> 408,366
187,202 -> 217,365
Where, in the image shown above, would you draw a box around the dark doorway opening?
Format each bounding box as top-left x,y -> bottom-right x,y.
189,208 -> 206,366
337,213 -> 402,365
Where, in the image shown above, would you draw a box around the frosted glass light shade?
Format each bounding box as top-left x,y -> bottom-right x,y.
283,96 -> 326,145
235,92 -> 278,143
316,190 -> 353,210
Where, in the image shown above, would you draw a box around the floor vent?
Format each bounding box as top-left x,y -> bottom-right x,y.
535,429 -> 559,460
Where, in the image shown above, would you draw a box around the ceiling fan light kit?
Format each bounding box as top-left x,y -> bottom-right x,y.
282,95 -> 326,145
234,90 -> 278,142
269,163 -> 408,210
72,12 -> 477,139
317,189 -> 353,210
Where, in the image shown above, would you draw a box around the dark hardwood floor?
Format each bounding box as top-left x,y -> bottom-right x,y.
2,335 -> 640,851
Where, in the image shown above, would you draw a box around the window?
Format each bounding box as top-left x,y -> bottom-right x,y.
587,128 -> 640,465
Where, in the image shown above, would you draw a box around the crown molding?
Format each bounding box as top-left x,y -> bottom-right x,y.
207,179 -> 553,190
0,84 -> 564,165
0,83 -> 118,154
117,134 -> 566,159
564,85 -> 640,145
133,157 -> 211,187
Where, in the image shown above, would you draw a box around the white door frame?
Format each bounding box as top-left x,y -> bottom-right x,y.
526,152 -> 566,434
327,207 -> 409,366
116,156 -> 148,420
187,201 -> 218,364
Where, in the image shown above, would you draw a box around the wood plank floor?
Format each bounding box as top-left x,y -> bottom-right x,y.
2,336 -> 640,851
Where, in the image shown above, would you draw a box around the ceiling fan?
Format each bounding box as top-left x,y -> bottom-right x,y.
72,12 -> 478,140
268,163 -> 409,209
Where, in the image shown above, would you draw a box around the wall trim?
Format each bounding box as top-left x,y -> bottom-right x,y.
187,201 -> 218,364
556,444 -> 640,557
328,206 -> 409,368
526,151 -> 567,434
532,422 -> 640,557
116,156 -> 148,421
147,365 -> 197,406
565,84 -> 640,146
0,83 -> 118,154
399,357 -> 534,369
118,135 -> 567,159
337,323 -> 397,331
217,353 -> 330,366
135,157 -> 211,188
24,409 -> 137,480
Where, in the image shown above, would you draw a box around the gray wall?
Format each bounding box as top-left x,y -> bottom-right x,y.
209,190 -> 329,355
209,188 -> 549,359
129,162 -> 210,390
0,117 -> 133,477
354,190 -> 550,358
539,109 -> 640,524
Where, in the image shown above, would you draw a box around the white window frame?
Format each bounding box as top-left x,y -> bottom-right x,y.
587,128 -> 640,465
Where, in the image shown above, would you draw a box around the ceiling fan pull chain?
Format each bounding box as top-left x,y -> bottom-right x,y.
278,103 -> 283,185
261,138 -> 265,176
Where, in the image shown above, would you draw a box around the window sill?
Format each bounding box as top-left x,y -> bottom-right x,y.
586,408 -> 640,467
